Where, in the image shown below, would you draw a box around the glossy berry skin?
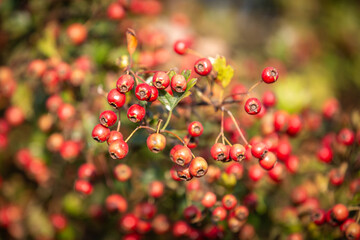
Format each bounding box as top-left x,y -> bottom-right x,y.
340,218 -> 355,232
259,152 -> 277,170
184,205 -> 201,223
251,142 -> 268,159
346,223 -> 360,240
268,163 -> 285,182
147,133 -> 166,153
317,146 -> 333,163
201,192 -> 217,208
108,139 -> 128,159
234,205 -> 249,221
261,67 -> 279,84
74,179 -> 93,195
152,71 -> 170,89
92,124 -> 110,142
188,121 -> 204,137
331,204 -> 349,222
262,90 -> 276,108
222,194 -> 237,210
189,157 -> 208,177
107,131 -> 123,145
212,206 -> 227,222
274,110 -> 289,132
311,209 -> 326,225
99,110 -> 117,127
276,139 -> 292,161
113,164 -> 132,182
171,74 -> 187,93
248,164 -> 264,182
194,58 -> 212,76
337,128 -> 355,146
135,83 -> 151,101
78,163 -> 96,180
229,144 -> 246,162
172,221 -> 189,237
116,75 -> 134,93
173,40 -> 188,55
174,164 -> 193,181
170,145 -> 193,166
244,98 -> 262,115
127,104 -> 146,123
287,115 -> 302,136
210,143 -> 230,161
106,194 -> 127,213
107,89 -> 126,108
148,86 -> 159,102
149,181 -> 164,198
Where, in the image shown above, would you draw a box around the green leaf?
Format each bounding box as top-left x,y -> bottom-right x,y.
168,70 -> 176,80
181,69 -> 191,80
212,56 -> 234,88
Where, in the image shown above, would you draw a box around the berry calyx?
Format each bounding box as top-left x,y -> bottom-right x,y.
135,83 -> 151,101
99,110 -> 118,127
147,133 -> 166,153
212,206 -> 227,222
194,58 -> 212,76
234,205 -> 249,221
229,144 -> 246,162
261,67 -> 279,84
152,71 -> 170,89
114,164 -> 132,182
244,98 -> 262,115
127,104 -> 146,123
174,164 -> 193,181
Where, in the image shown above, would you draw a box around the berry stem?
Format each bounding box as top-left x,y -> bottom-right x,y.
117,110 -> 121,132
223,107 -> 249,146
221,108 -> 225,145
161,110 -> 172,130
156,119 -> 163,133
125,126 -> 156,143
247,80 -> 262,94
161,130 -> 195,158
130,70 -> 146,84
224,136 -> 232,146
186,48 -> 203,58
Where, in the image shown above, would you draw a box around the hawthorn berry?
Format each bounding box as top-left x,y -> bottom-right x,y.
149,181 -> 164,198
322,98 -> 339,119
138,202 -> 157,220
276,139 -> 292,161
222,194 -> 237,210
147,133 -> 166,153
50,214 -> 67,231
127,104 -> 146,123
194,58 -> 212,76
170,145 -> 193,166
107,130 -> 123,145
107,89 -> 126,108
152,71 -> 170,89
108,139 -> 128,159
172,221 -> 189,237
268,163 -> 285,182
286,114 -> 302,136
114,164 -> 132,182
66,23 -> 87,45
183,135 -> 199,149
285,155 -> 299,174
187,121 -> 204,137
78,163 -> 96,180
184,205 -> 201,223
340,218 -> 355,232
317,146 -> 333,163
116,75 -> 134,93
259,152 -> 277,170
346,223 -> 360,240
105,194 -> 127,213
261,67 -> 279,84
99,110 -> 117,127
74,179 -> 93,195
229,144 -> 246,162
107,2 -> 126,20
337,128 -> 355,146
92,124 -> 110,142
210,143 -> 230,161
174,164 -> 193,181
251,142 -> 268,159
311,209 -> 326,225
291,187 -> 307,205
262,90 -> 276,108
225,162 -> 244,179
331,204 -> 349,222
248,164 -> 264,182
228,217 -> 244,233
189,156 -> 208,177
171,74 -> 187,93
119,214 -> 139,232
234,205 -> 249,221
152,215 -> 170,235
212,206 -> 227,222
173,40 -> 188,55
244,98 -> 262,115
273,110 -> 289,132
135,83 -> 151,101
148,85 -> 159,102
329,168 -> 344,186
57,103 -> 76,122
201,192 -> 217,208
231,84 -> 247,101
136,220 -> 151,234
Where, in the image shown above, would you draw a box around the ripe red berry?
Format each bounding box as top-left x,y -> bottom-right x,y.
127,104 -> 146,123
231,84 -> 247,101
116,75 -> 134,93
92,124 -> 110,142
329,168 -> 344,186
340,218 -> 355,232
346,223 -> 360,240
148,85 -> 159,102
174,40 -> 188,55
201,192 -> 217,208
276,139 -> 292,161
251,142 -> 268,159
149,181 -> 164,198
274,110 -> 289,132
66,23 -> 87,45
107,131 -> 123,145
287,114 -> 302,136
172,221 -> 189,237
210,143 -> 230,161
114,164 -> 132,182
187,121 -> 204,137
248,164 -> 264,182
57,103 -> 76,122
229,144 -> 246,162
322,98 -> 339,119
285,155 -> 299,174
136,220 -> 151,234
105,194 -> 127,213
244,98 -> 262,115
119,213 -> 139,232
152,71 -> 170,89
259,152 -> 277,170
337,128 -> 355,146
311,209 -> 326,225
99,110 -> 117,127
174,164 -> 193,181
78,163 -> 96,180
147,133 -> 166,153
107,3 -> 126,20
138,202 -> 157,220
268,163 -> 285,182
212,206 -> 227,222
74,179 -> 93,195
60,141 -> 81,160
331,204 -> 349,222
291,187 -> 307,205
107,89 -> 126,108
135,83 -> 151,101
234,205 -> 249,221
261,67 -> 279,84
171,74 -> 187,93
5,106 -> 25,126
317,146 -> 333,163
50,214 -> 67,231
222,194 -> 237,210
108,139 -> 128,159
225,162 -> 244,179
194,58 -> 212,76
262,90 -> 276,108
184,205 -> 201,223
183,135 -> 198,149
170,145 -> 193,166
46,94 -> 63,113
152,214 -> 170,235
189,156 -> 208,177
28,59 -> 47,78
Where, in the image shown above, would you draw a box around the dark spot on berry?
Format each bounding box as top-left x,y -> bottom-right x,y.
110,152 -> 118,159
129,116 -> 137,122
196,63 -> 204,72
110,102 -> 118,108
250,103 -> 258,112
152,147 -> 160,153
194,126 -> 200,134
217,153 -> 225,161
155,81 -> 162,88
176,158 -> 184,165
175,86 -> 183,92
197,169 -> 205,177
93,136 -> 100,142
100,117 -> 108,126
120,85 -> 128,92
270,70 -> 277,77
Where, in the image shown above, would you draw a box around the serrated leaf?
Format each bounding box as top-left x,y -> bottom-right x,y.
181,69 -> 191,80
167,70 -> 176,80
213,56 -> 234,88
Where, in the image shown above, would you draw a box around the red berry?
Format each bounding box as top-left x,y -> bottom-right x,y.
229,144 -> 246,162
174,164 -> 193,181
148,85 -> 159,102
56,62 -> 71,81
57,103 -> 75,122
337,128 -> 355,146
50,214 -> 67,231
183,205 -> 201,223
248,164 -> 264,182
274,110 -> 289,132
291,187 -> 307,205
201,192 -> 217,208
135,83 -> 151,101
194,58 -> 212,76
108,139 -> 128,159
74,179 -> 93,195
340,218 -> 355,232
46,94 -> 63,113
225,162 -> 243,179
261,67 -> 279,84
187,121 -> 204,137
127,104 -> 146,123
244,98 -> 262,115
329,168 -> 344,186
183,135 -> 198,149
107,131 -> 123,145
28,59 -> 47,78
114,164 -> 132,182
251,142 -> 268,159
346,223 -> 360,240
322,98 -> 339,119
234,205 -> 249,221
136,220 -> 151,234
262,90 -> 276,108
107,89 -> 126,108
287,114 -> 302,136
107,3 -> 125,20
210,143 -> 230,162
259,152 -> 277,170
189,156 -> 208,177
170,145 -> 193,166
317,146 -> 333,163
147,133 -> 166,153
149,181 -> 164,198
285,155 -> 299,174
171,74 -> 187,93
212,206 -> 227,221
276,139 -> 292,161
331,204 -> 349,222
92,124 -> 110,142
239,224 -> 255,240
66,23 -> 87,45
311,209 -> 326,225
99,110 -> 117,127
78,163 -> 96,180
268,163 -> 285,182
170,165 -> 181,181
222,194 -> 237,210
172,221 -> 189,237
231,84 -> 247,101
60,141 -> 81,160
5,106 -> 25,126
152,71 -> 170,89
152,215 -> 170,235
174,40 -> 188,55
116,75 -> 134,93
119,213 -> 138,232
139,202 -> 157,220
105,194 -> 127,213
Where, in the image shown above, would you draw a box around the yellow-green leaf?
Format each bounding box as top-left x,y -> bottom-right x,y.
213,56 -> 234,88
